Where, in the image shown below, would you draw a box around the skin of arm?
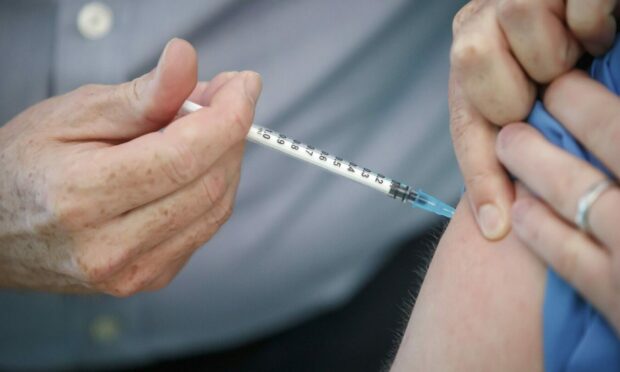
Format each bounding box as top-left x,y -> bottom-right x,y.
391,195 -> 546,371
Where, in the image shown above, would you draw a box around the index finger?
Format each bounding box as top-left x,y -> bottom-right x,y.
62,71 -> 261,223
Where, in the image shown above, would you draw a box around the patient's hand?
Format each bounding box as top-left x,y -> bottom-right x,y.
450,0 -> 618,240
391,195 -> 545,371
497,71 -> 620,335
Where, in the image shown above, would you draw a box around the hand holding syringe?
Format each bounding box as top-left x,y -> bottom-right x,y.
180,100 -> 455,218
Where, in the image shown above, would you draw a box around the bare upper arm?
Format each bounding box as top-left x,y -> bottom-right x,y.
391,196 -> 546,371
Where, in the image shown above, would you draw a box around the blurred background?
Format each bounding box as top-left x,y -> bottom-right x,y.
0,0 -> 465,370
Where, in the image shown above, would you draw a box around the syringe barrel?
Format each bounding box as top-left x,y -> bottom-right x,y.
247,125 -> 393,195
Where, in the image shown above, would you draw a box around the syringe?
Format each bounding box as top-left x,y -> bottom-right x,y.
179,100 -> 455,218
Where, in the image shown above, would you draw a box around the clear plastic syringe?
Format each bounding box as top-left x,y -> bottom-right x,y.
179,101 -> 455,219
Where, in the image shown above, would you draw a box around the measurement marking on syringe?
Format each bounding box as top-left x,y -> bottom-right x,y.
179,100 -> 454,218
255,126 -> 387,187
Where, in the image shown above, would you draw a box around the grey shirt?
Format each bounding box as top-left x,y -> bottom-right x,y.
0,0 -> 465,369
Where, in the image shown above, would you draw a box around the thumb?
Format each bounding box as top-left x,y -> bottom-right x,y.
450,76 -> 514,240
111,38 -> 198,137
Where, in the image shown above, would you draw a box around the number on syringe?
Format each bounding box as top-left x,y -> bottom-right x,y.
291,139 -> 300,151
348,163 -> 356,173
319,151 -> 328,161
333,157 -> 343,168
277,134 -> 286,145
305,145 -> 314,157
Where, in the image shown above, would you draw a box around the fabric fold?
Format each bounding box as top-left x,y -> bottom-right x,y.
528,39 -> 620,372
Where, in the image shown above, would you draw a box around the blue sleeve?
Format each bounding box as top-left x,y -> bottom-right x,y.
527,40 -> 620,372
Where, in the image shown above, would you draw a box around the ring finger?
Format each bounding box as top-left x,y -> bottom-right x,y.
496,123 -> 620,249
511,185 -> 617,330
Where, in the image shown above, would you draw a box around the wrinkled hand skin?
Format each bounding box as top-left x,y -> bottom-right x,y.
0,94 -> 88,291
0,39 -> 262,296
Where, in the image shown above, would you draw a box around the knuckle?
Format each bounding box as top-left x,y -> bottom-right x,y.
496,0 -> 535,24
49,195 -> 88,230
119,75 -> 157,123
80,258 -> 116,284
46,164 -> 97,229
162,140 -> 199,185
450,34 -> 492,71
207,199 -> 234,227
199,171 -> 229,207
128,78 -> 142,105
121,79 -> 143,117
77,246 -> 132,284
222,106 -> 252,143
217,203 -> 234,226
104,272 -> 152,297
191,224 -> 213,248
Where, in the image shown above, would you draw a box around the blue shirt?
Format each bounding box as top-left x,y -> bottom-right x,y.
528,40 -> 620,372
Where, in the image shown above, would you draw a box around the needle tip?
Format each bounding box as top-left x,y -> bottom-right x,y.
409,189 -> 455,219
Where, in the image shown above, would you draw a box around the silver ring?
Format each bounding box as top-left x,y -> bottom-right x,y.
575,179 -> 615,233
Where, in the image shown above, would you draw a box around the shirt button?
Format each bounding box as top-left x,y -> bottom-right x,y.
89,315 -> 121,343
77,2 -> 113,40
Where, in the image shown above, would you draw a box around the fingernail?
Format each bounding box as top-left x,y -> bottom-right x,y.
158,38 -> 178,69
478,203 -> 506,240
134,40 -> 177,101
242,71 -> 262,104
146,39 -> 178,92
